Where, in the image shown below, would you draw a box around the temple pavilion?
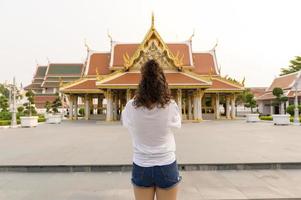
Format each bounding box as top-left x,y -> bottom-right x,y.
59,15 -> 245,121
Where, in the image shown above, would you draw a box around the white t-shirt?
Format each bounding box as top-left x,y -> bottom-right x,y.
121,99 -> 181,167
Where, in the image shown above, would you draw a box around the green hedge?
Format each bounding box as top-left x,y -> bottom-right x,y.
286,105 -> 301,116
0,117 -> 45,126
260,115 -> 301,122
0,120 -> 21,126
260,116 -> 273,121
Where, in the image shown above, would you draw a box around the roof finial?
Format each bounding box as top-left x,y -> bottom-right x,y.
151,12 -> 155,29
188,29 -> 195,42
107,29 -> 113,44
211,38 -> 218,51
84,38 -> 91,52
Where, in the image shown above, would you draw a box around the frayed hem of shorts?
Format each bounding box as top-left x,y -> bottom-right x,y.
131,180 -> 154,188
156,177 -> 182,190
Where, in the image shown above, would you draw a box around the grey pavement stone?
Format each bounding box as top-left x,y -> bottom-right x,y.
0,119 -> 300,166
1,170 -> 301,200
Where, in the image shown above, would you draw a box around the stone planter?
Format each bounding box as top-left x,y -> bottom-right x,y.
20,116 -> 38,128
272,114 -> 290,125
46,114 -> 62,124
246,114 -> 260,122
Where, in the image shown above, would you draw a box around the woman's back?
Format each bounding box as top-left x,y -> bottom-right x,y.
122,99 -> 181,167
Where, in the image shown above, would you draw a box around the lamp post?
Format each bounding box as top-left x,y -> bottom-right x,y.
294,85 -> 300,125
11,77 -> 17,128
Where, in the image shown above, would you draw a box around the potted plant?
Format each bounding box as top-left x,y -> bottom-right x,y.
272,87 -> 290,125
46,95 -> 62,124
44,101 -> 52,119
244,92 -> 260,122
20,90 -> 38,127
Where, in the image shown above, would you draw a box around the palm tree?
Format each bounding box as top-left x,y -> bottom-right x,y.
280,56 -> 301,75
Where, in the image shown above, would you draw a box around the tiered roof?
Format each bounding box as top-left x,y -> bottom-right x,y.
42,63 -> 84,87
61,16 -> 243,93
24,66 -> 47,91
257,71 -> 301,100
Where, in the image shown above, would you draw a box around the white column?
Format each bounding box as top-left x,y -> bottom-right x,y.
126,89 -> 131,102
231,94 -> 236,119
270,101 -> 274,115
113,93 -> 117,121
74,95 -> 78,120
69,95 -> 73,120
294,88 -> 300,125
97,96 -> 103,114
177,89 -> 182,120
106,89 -> 113,121
194,89 -> 203,121
85,95 -> 89,120
226,95 -> 231,119
193,91 -> 197,120
215,93 -> 220,119
188,93 -> 192,120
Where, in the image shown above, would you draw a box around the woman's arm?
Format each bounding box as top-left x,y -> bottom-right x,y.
168,101 -> 181,129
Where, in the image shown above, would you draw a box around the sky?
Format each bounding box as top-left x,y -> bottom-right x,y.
0,0 -> 300,87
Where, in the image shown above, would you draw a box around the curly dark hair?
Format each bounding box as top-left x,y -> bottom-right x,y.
133,59 -> 171,109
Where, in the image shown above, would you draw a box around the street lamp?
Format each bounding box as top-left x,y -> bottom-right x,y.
293,76 -> 300,125
5,77 -> 18,128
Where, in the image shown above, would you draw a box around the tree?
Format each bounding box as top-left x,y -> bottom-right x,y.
244,92 -> 257,113
23,90 -> 37,116
272,87 -> 288,114
0,95 -> 9,112
0,84 -> 9,98
45,101 -> 52,113
280,56 -> 301,75
51,96 -> 62,114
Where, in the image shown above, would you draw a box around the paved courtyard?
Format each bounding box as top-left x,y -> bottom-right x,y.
0,119 -> 300,165
1,170 -> 301,199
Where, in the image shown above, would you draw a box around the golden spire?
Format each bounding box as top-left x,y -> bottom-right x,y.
151,12 -> 155,30
84,38 -> 90,52
188,29 -> 195,42
242,76 -> 245,86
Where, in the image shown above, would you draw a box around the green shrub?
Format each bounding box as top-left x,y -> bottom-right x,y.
38,117 -> 46,123
0,119 -> 20,126
286,105 -> 301,116
0,120 -> 10,126
0,111 -> 11,120
290,116 -> 301,122
260,116 -> 273,121
79,108 -> 85,116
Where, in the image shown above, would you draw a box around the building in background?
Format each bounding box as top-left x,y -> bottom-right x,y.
24,63 -> 84,110
25,15 -> 245,121
256,71 -> 301,115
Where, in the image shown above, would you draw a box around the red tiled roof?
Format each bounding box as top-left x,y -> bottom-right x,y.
98,72 -> 208,86
208,79 -> 242,90
111,43 -> 191,67
112,44 -> 138,66
192,53 -> 217,75
67,79 -> 98,90
267,72 -> 299,91
87,53 -> 111,75
248,87 -> 267,98
167,43 -> 191,66
286,91 -> 301,98
256,92 -> 276,100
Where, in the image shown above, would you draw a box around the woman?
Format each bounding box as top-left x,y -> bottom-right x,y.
121,59 -> 182,200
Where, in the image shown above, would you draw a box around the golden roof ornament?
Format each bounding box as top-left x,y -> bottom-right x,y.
151,12 -> 155,30
59,77 -> 63,87
242,77 -> 245,86
84,38 -> 91,52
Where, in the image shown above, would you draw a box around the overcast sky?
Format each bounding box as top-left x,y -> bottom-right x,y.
0,0 -> 300,87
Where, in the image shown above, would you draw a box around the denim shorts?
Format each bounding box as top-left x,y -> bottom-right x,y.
131,160 -> 182,189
